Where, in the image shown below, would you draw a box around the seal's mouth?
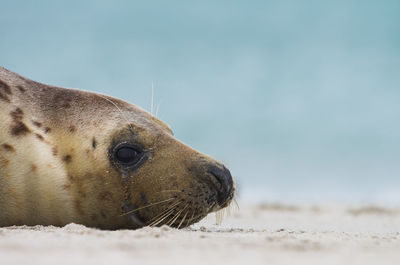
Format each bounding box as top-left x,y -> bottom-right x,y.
127,211 -> 146,228
122,198 -> 147,229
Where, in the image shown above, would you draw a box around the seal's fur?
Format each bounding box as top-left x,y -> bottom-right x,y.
0,67 -> 234,229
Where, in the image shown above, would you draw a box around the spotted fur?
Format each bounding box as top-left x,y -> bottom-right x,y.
0,66 -> 234,229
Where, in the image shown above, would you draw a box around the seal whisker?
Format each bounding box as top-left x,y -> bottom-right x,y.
215,207 -> 226,225
233,198 -> 240,210
167,204 -> 188,227
149,201 -> 183,227
188,202 -> 217,225
186,211 -> 194,227
149,207 -> 178,227
177,208 -> 189,229
215,200 -> 236,225
148,201 -> 182,227
167,212 -> 181,227
155,100 -> 162,118
120,197 -> 175,216
153,189 -> 182,194
152,201 -> 182,225
190,213 -> 205,225
185,205 -> 196,228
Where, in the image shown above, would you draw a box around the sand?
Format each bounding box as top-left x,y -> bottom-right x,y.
1,203 -> 399,265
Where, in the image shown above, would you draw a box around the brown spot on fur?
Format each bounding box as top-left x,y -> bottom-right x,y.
0,80 -> 12,95
2,158 -> 10,167
10,121 -> 31,136
0,92 -> 10,102
92,137 -> 97,149
31,164 -> 37,172
16,85 -> 26,92
68,174 -> 75,182
63,154 -> 72,163
62,183 -> 71,190
35,133 -> 44,141
10,108 -> 23,120
44,127 -> 51,133
32,120 -> 42,128
54,93 -> 73,109
52,146 -> 58,156
0,80 -> 12,102
2,143 -> 15,152
68,125 -> 76,133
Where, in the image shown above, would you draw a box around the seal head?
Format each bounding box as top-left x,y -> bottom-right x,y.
0,66 -> 234,229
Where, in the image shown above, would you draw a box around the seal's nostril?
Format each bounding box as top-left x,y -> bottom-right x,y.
208,165 -> 234,206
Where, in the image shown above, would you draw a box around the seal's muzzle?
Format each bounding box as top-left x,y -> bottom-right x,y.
207,164 -> 234,207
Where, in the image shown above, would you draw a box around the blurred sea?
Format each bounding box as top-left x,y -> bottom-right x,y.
1,0 -> 399,203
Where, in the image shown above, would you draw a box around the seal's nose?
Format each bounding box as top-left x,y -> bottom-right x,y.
208,165 -> 234,206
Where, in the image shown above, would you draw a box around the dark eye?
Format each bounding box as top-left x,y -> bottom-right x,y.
110,142 -> 148,172
115,146 -> 139,164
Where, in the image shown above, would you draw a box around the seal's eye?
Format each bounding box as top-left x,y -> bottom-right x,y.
110,142 -> 148,172
115,146 -> 139,165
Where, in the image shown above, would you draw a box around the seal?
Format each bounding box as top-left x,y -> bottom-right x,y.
0,66 -> 234,229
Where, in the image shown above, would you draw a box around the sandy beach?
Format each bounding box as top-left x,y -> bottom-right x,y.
0,203 -> 399,265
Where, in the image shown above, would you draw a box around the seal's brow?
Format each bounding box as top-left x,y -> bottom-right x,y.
150,116 -> 174,135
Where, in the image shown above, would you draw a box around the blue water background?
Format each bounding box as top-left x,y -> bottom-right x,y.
1,0 -> 400,203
